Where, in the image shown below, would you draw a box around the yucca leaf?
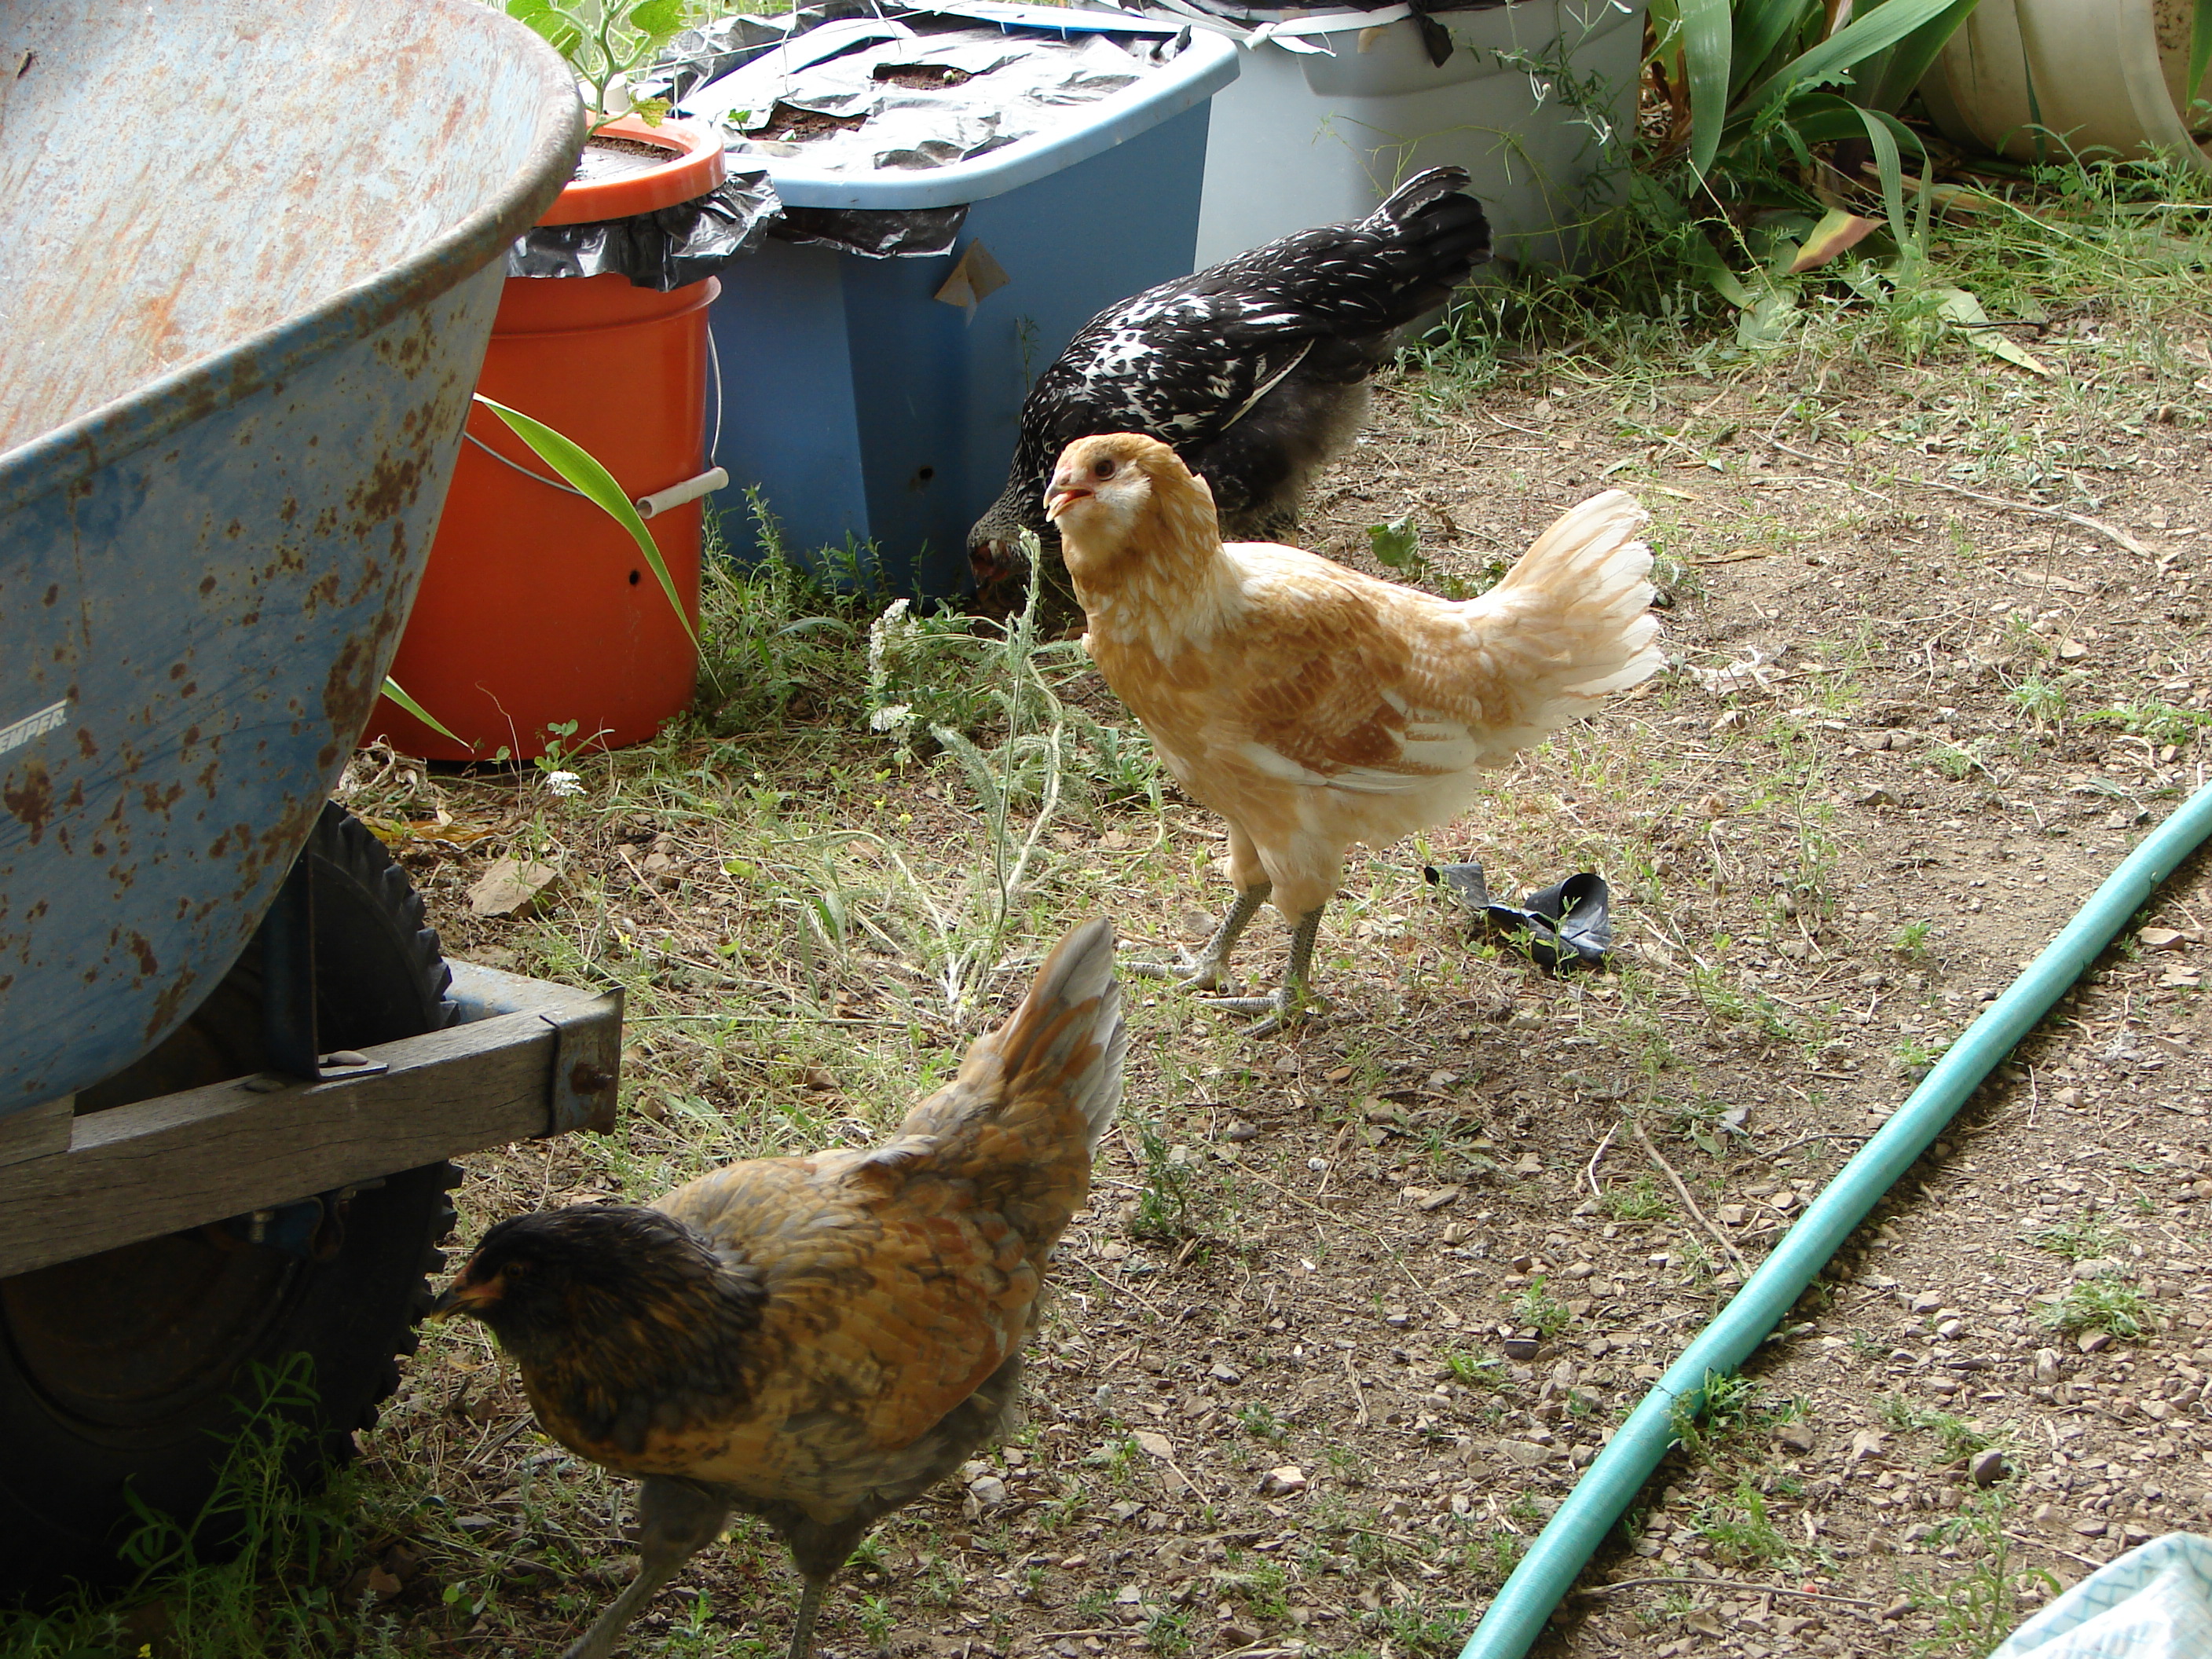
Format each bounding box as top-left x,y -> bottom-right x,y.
1848,0 -> 1983,115
1932,287 -> 2053,377
381,676 -> 466,745
1733,0 -> 1974,125
1786,207 -> 1881,272
1730,0 -> 1815,101
1680,0 -> 1734,180
471,393 -> 699,653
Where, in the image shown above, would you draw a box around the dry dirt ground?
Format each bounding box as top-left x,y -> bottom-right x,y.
320,252 -> 2212,1659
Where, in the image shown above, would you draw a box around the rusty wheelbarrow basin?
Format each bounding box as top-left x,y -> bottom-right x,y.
0,0 -> 583,1116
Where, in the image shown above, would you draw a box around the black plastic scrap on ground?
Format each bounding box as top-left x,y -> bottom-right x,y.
1425,860 -> 1613,969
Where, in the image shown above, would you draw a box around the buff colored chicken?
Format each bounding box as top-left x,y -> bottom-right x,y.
1045,434 -> 1661,1031
429,921 -> 1126,1659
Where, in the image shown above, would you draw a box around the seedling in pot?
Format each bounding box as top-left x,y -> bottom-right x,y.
504,0 -> 692,130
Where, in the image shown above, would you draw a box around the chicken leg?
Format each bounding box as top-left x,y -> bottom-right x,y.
1127,881 -> 1273,992
563,1478 -> 731,1659
1198,905 -> 1329,1037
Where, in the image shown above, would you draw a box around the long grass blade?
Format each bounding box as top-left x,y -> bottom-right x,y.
471,393 -> 700,653
380,676 -> 466,745
1855,104 -> 1912,251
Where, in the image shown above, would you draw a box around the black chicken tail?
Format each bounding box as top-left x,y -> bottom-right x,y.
1359,166 -> 1492,328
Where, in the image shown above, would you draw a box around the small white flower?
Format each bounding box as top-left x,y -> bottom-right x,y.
869,703 -> 914,734
542,769 -> 584,797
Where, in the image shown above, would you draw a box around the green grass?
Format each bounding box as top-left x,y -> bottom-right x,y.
1879,1395 -> 1996,1462
1602,1174 -> 1675,1223
2025,1214 -> 2119,1264
0,1357 -> 406,1659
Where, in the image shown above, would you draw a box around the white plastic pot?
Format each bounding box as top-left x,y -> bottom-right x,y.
1191,0 -> 1646,268
1921,0 -> 2212,173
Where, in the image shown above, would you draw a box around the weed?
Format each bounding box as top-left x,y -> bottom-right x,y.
1895,1035 -> 1943,1070
1128,1120 -> 1205,1242
1669,1372 -> 1798,1466
0,1355 -> 389,1659
1237,1403 -> 1289,1445
1213,1558 -> 1291,1623
1324,1443 -> 1371,1489
1365,1605 -> 1468,1657
1443,1349 -> 1506,1390
1511,1276 -> 1573,1337
1909,1488 -> 2057,1658
1602,1175 -> 1675,1223
1143,1604 -> 1193,1655
1893,918 -> 1934,959
1879,1396 -> 1994,1461
2039,1275 -> 2154,1340
2089,700 -> 2212,749
2007,673 -> 2072,732
1690,1479 -> 1793,1569
2025,1214 -> 2119,1263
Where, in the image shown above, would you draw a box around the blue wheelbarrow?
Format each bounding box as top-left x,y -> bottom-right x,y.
0,0 -> 616,1594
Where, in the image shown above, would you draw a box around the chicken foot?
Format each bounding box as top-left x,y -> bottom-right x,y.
1200,905 -> 1329,1038
564,1477 -> 732,1659
1125,881 -> 1272,991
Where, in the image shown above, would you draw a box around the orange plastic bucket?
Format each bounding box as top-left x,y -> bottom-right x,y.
370,119 -> 724,761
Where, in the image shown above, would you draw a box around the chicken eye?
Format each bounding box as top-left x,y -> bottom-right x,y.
1091,459 -> 1116,481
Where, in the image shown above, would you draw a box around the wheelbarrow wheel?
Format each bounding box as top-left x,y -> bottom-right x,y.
0,802 -> 460,1599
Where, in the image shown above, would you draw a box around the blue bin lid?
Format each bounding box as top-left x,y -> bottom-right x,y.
687,5 -> 1238,211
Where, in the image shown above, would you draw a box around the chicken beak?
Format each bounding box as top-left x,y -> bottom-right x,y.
427,1273 -> 500,1322
1043,474 -> 1090,522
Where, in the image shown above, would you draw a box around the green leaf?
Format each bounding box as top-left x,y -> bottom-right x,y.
507,0 -> 584,57
1734,0 -> 1975,126
1854,103 -> 1912,254
1785,207 -> 1881,273
381,676 -> 466,745
1728,0 -> 1814,101
1734,288 -> 1800,347
471,393 -> 699,653
625,0 -> 689,38
1681,231 -> 1756,308
1366,516 -> 1423,572
1679,0 -> 1734,179
1931,287 -> 2053,377
1848,0 -> 1983,115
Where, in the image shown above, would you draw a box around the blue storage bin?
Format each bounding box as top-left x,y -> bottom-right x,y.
693,9 -> 1238,595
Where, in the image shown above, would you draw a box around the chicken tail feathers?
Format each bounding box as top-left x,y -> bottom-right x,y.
982,917 -> 1127,1153
888,920 -> 1126,1179
1472,489 -> 1664,730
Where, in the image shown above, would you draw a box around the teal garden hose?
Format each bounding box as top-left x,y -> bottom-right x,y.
1459,779 -> 2212,1659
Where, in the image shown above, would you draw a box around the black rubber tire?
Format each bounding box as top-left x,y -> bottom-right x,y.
0,802 -> 461,1599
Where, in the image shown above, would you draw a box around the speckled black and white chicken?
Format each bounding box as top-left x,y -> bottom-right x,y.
966,167 -> 1490,620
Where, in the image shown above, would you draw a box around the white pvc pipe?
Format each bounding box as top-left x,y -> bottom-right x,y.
635,467 -> 727,519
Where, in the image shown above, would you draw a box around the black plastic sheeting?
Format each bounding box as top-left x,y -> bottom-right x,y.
1425,861 -> 1614,970
507,169 -> 782,290
772,202 -> 969,258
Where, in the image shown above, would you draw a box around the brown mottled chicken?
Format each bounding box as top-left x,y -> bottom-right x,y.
430,921 -> 1126,1659
1045,434 -> 1661,1032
